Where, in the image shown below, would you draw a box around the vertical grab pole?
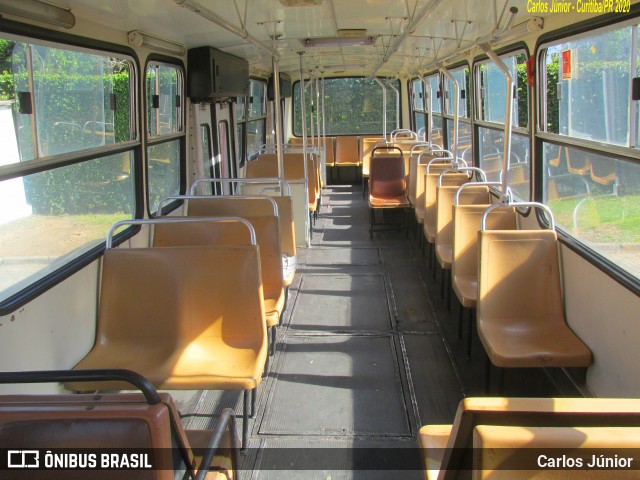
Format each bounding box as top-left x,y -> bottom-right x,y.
298,51 -> 310,246
321,72 -> 327,185
315,75 -> 325,189
308,75 -> 315,149
386,78 -> 400,131
272,55 -> 284,188
374,77 -> 388,141
418,74 -> 432,149
480,43 -> 513,200
440,66 -> 459,164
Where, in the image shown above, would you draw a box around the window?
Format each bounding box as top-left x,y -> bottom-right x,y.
426,73 -> 444,148
539,23 -> 640,281
475,51 -> 530,200
293,77 -> 399,136
410,78 -> 427,134
146,61 -> 184,214
0,34 -> 138,307
236,78 -> 266,164
443,66 -> 472,162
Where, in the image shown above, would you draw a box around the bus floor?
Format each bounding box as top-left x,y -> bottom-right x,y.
169,184 -> 566,478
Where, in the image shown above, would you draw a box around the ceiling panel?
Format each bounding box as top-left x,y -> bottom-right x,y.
56,0 -> 553,77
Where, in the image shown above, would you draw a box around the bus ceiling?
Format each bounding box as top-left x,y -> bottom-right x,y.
0,0 -> 551,77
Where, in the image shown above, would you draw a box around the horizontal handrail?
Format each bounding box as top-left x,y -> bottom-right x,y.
157,194 -> 278,218
0,369 -> 161,405
481,202 -> 556,231
106,217 -> 257,248
190,177 -> 291,196
454,181 -> 501,205
438,166 -> 487,186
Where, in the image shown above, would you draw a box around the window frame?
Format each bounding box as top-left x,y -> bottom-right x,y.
424,70 -> 445,148
471,45 -> 531,201
237,77 -> 267,164
409,77 -> 428,134
0,18 -> 143,315
291,76 -> 402,137
533,7 -> 640,295
143,55 -> 186,217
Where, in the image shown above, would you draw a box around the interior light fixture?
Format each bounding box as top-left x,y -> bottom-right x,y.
279,0 -> 323,6
323,64 -> 366,71
0,0 -> 75,29
128,31 -> 186,57
494,17 -> 543,43
303,36 -> 376,48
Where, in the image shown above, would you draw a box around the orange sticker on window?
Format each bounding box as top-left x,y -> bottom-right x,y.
562,49 -> 572,80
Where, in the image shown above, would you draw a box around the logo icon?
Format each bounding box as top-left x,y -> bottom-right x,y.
7,450 -> 40,468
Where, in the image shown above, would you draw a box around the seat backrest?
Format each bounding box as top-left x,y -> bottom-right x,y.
335,135 -> 361,165
271,196 -> 296,258
153,220 -> 254,248
174,200 -> 284,294
478,230 -> 563,323
435,185 -> 469,251
423,172 -> 468,240
360,137 -> 385,175
408,148 -> 434,205
473,424 -> 640,480
0,392 -> 183,480
439,397 -> 640,480
452,204 -> 516,281
414,161 -> 450,217
187,196 -> 276,217
98,246 -> 266,348
369,154 -> 406,198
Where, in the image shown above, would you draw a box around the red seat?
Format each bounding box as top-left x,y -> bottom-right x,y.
368,147 -> 409,239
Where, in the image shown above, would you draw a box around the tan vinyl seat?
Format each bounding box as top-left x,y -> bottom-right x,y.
423,172 -> 468,244
414,160 -> 450,225
452,201 -> 515,309
407,148 -> 435,208
474,425 -> 640,480
70,245 -> 267,448
590,157 -> 616,185
247,153 -> 319,214
477,229 -> 592,369
271,196 -> 297,286
566,148 -> 591,175
419,397 -> 640,480
335,135 -> 361,166
434,184 -> 472,270
176,197 -> 286,328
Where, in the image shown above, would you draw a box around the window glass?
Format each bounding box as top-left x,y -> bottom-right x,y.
478,127 -> 530,201
542,142 -> 640,278
247,120 -> 265,158
444,67 -> 470,118
147,64 -> 181,137
478,52 -> 528,128
293,77 -> 399,136
446,119 -> 473,163
236,96 -> 246,122
427,74 -> 441,113
147,139 -> 180,213
195,124 -> 213,196
411,78 -> 424,111
0,152 -> 135,302
0,38 -> 133,165
431,115 -> 444,149
543,25 -> 633,146
248,79 -> 266,119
